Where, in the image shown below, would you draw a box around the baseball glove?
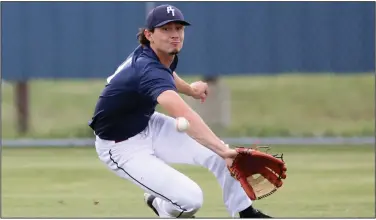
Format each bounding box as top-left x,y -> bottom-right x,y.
228,145 -> 287,200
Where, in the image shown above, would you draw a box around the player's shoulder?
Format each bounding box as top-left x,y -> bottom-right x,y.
135,55 -> 161,72
135,49 -> 163,70
113,46 -> 156,74
135,54 -> 170,79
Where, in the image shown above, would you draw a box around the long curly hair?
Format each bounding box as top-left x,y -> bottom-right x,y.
137,28 -> 154,46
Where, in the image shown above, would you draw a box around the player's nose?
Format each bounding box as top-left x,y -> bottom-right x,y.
170,34 -> 179,41
170,30 -> 180,39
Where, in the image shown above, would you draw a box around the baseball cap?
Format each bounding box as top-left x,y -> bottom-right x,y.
146,4 -> 191,29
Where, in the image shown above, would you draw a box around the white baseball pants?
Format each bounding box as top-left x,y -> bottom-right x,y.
95,112 -> 252,218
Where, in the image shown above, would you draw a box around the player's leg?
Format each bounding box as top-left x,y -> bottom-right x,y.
95,135 -> 203,218
149,112 -> 267,217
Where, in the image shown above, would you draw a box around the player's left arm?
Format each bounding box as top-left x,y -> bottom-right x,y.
173,71 -> 208,102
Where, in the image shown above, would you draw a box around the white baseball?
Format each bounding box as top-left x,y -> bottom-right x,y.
176,117 -> 190,132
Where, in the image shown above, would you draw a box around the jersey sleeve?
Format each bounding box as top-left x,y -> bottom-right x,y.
139,67 -> 177,102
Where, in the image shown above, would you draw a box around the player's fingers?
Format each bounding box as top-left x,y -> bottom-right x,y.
200,93 -> 207,103
252,151 -> 287,179
263,159 -> 287,179
259,167 -> 283,188
204,86 -> 209,96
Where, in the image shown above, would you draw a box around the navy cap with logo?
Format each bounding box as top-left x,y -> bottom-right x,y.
146,4 -> 191,29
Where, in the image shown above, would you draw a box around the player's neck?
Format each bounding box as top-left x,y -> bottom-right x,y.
158,54 -> 175,69
150,45 -> 174,69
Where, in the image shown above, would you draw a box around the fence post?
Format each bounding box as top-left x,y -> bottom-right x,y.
185,75 -> 231,135
14,81 -> 29,135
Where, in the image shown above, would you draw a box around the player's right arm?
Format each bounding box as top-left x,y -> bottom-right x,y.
157,90 -> 236,159
139,66 -> 236,160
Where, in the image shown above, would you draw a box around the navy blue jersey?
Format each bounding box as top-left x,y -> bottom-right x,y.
88,45 -> 178,141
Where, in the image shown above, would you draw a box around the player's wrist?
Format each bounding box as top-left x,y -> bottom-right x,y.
179,81 -> 195,97
189,85 -> 198,97
221,149 -> 237,161
216,144 -> 234,159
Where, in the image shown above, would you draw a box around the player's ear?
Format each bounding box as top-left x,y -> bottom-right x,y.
144,29 -> 154,43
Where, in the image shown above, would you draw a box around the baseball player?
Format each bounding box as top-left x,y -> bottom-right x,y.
89,4 -> 271,218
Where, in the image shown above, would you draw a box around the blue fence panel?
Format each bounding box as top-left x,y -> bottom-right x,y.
2,2 -> 375,80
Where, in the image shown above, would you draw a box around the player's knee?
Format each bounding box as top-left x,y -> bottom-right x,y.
184,189 -> 203,212
186,193 -> 203,213
179,184 -> 203,216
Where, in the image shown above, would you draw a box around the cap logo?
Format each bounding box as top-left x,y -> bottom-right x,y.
166,6 -> 175,16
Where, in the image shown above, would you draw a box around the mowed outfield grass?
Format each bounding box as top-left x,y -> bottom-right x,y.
2,74 -> 374,138
2,145 -> 375,218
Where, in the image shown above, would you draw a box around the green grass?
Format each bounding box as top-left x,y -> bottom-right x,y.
2,145 -> 375,218
2,74 -> 374,138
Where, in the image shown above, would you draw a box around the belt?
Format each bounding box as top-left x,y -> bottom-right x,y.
114,139 -> 128,143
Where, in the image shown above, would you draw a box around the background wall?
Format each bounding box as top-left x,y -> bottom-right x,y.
2,1 -> 375,80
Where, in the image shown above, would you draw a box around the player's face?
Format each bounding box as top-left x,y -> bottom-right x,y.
152,22 -> 185,55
